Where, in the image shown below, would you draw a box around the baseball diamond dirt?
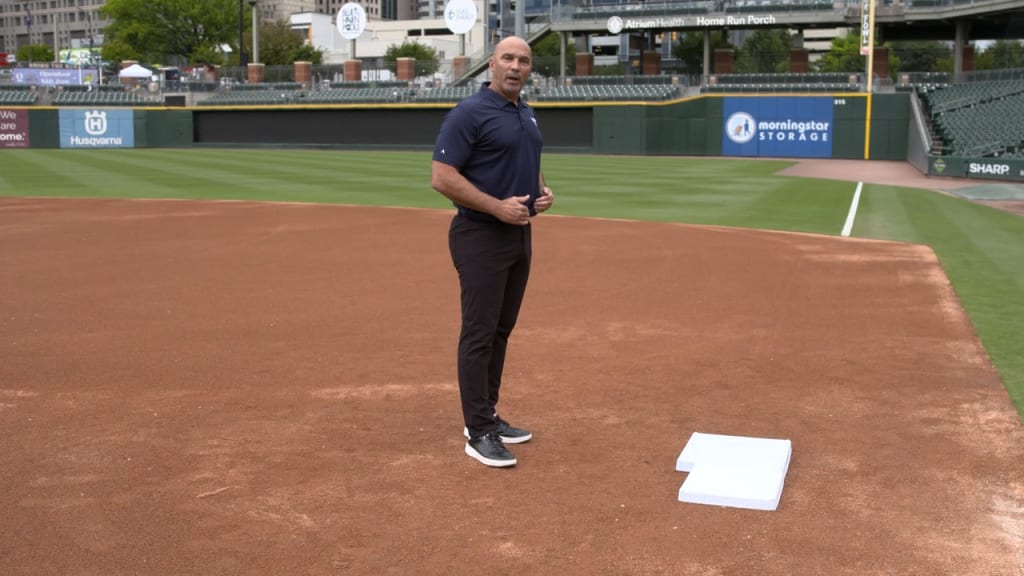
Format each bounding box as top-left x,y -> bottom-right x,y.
1,167 -> 1023,575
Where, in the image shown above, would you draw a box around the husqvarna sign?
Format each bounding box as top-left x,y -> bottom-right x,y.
59,109 -> 135,148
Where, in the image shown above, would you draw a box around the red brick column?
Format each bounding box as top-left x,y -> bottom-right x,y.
961,45 -> 974,73
575,53 -> 594,77
872,46 -> 889,80
294,61 -> 312,88
344,60 -> 362,82
452,56 -> 471,80
247,63 -> 265,84
396,57 -> 415,82
790,48 -> 809,73
714,49 -> 734,75
642,51 -> 661,75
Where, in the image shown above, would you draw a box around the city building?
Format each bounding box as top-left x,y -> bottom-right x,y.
0,0 -> 106,59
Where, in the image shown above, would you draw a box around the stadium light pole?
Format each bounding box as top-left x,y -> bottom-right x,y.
86,11 -> 101,86
238,0 -> 248,73
249,0 -> 259,65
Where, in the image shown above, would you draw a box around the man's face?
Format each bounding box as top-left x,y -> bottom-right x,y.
489,38 -> 532,102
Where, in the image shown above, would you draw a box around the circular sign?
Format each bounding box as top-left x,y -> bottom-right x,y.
337,2 -> 367,40
725,112 -> 756,145
444,0 -> 477,35
606,16 -> 624,34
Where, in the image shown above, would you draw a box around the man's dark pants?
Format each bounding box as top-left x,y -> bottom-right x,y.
449,213 -> 532,438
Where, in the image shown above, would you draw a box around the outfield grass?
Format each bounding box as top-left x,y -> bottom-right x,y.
1,149 -> 1021,418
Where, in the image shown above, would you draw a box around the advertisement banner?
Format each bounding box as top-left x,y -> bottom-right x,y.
0,108 -> 30,148
11,67 -> 99,86
721,97 -> 834,158
59,109 -> 135,149
930,156 -> 1024,182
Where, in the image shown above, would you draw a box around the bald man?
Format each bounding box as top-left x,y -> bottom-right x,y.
431,36 -> 555,468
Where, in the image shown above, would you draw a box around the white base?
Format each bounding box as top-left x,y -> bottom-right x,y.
676,432 -> 792,511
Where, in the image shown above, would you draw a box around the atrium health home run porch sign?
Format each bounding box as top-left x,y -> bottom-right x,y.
59,109 -> 135,148
722,96 -> 833,158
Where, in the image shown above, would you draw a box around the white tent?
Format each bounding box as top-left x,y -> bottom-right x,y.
118,64 -> 153,79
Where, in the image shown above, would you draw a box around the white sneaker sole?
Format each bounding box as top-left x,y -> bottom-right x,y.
464,443 -> 517,467
463,427 -> 533,444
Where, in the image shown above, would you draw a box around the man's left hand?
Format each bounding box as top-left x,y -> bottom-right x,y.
535,186 -> 554,214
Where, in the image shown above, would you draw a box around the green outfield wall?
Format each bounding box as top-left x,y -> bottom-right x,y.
8,108 -> 192,149
136,109 -> 193,148
27,109 -> 60,148
13,93 -> 1024,182
590,94 -> 908,160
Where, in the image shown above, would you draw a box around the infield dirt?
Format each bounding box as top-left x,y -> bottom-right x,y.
1,196 -> 1022,576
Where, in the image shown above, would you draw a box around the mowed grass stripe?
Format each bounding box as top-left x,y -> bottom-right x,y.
0,150 -> 157,196
856,184 -> 1024,412
909,198 -> 1024,412
0,149 -> 442,206
141,149 -> 439,205
547,156 -> 850,234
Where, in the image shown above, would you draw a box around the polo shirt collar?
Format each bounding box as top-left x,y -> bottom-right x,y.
480,81 -> 520,107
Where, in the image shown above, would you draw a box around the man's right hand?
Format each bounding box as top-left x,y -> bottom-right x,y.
493,195 -> 531,226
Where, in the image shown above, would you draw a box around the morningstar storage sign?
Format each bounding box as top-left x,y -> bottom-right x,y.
606,13 -> 777,33
930,157 -> 1024,182
721,97 -> 833,158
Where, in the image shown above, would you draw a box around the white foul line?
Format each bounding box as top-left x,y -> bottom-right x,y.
841,182 -> 863,237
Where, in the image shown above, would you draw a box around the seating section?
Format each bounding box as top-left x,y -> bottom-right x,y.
410,86 -> 475,103
714,72 -> 854,84
895,72 -> 951,92
920,81 -> 1024,157
701,72 -> 857,94
303,87 -> 408,103
197,82 -> 678,104
533,84 -> 678,102
568,75 -> 681,86
703,83 -> 851,93
198,89 -> 305,105
52,89 -> 161,106
924,80 -> 1022,114
0,87 -> 39,105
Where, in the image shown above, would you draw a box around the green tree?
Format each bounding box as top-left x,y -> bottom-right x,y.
250,20 -> 322,65
101,0 -> 243,66
383,40 -> 440,78
15,44 -> 54,64
99,39 -> 137,67
888,40 -> 951,73
292,43 -> 324,65
672,31 -> 731,75
735,29 -> 792,74
816,32 -> 898,78
817,33 -> 863,72
975,40 -> 1024,70
531,32 -> 575,78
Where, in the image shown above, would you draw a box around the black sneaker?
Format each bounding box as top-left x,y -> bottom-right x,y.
462,415 -> 533,445
494,414 -> 532,444
465,431 -> 517,468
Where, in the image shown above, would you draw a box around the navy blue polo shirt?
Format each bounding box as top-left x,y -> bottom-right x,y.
432,83 -> 544,223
